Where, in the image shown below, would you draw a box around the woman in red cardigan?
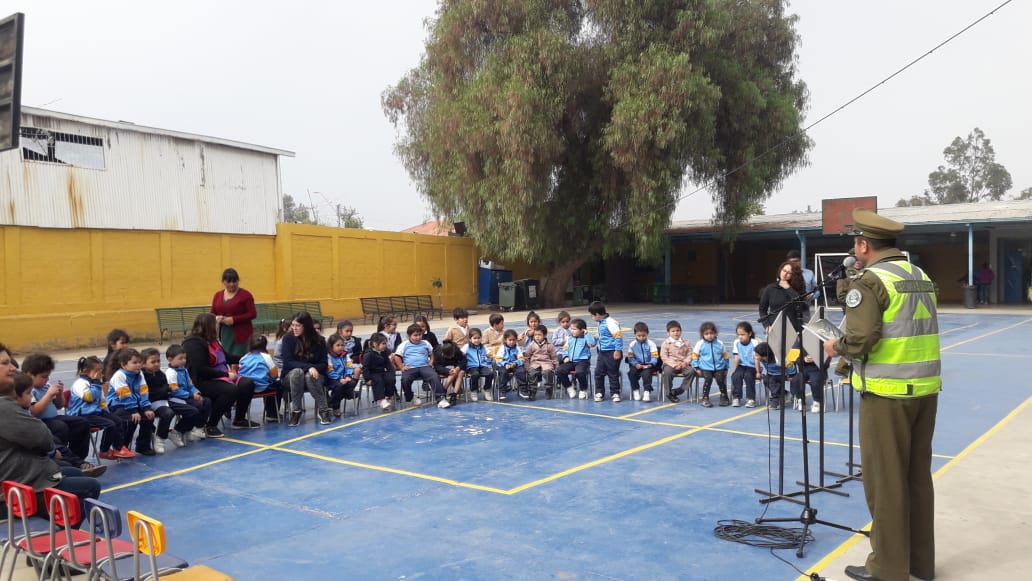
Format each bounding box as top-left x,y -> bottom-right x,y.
210,268 -> 257,365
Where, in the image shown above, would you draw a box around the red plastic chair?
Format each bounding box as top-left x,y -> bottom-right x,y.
40,487 -> 94,579
0,481 -> 48,579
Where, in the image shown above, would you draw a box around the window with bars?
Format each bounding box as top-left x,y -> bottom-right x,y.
20,126 -> 106,169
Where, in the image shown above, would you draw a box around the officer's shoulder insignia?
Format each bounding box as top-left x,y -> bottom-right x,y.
845,288 -> 863,308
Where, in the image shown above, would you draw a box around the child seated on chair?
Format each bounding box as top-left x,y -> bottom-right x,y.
790,346 -> 825,414
237,335 -> 282,422
443,308 -> 470,349
434,339 -> 466,408
364,333 -> 397,412
660,320 -> 691,403
754,342 -> 797,411
551,311 -> 572,350
558,318 -> 595,399
462,328 -> 494,401
692,321 -> 730,408
494,329 -> 527,401
23,353 -> 93,466
326,333 -> 360,417
68,355 -> 134,459
164,344 -> 212,441
523,324 -> 558,400
104,348 -> 156,456
625,322 -> 660,402
517,311 -> 541,349
730,322 -> 761,408
482,314 -> 506,358
392,324 -> 446,408
141,348 -> 199,453
335,320 -> 364,361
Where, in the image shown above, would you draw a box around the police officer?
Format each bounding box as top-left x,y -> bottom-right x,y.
823,209 -> 941,581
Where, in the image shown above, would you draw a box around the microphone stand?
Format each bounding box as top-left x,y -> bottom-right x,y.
755,279 -> 865,558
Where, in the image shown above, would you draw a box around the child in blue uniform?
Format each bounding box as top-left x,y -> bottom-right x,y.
590,301 -> 623,402
692,321 -> 730,408
626,322 -> 660,401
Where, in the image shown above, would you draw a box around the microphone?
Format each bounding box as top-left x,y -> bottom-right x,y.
826,255 -> 857,280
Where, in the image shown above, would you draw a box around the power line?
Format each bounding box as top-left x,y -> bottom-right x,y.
677,0 -> 1015,203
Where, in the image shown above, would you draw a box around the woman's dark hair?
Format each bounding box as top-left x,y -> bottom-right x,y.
248,334 -> 268,353
291,312 -> 322,357
77,355 -> 104,376
189,313 -> 219,342
777,261 -> 806,295
221,268 -> 240,282
21,353 -> 55,376
105,347 -> 141,382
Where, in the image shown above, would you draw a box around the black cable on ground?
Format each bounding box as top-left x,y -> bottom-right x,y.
714,520 -> 824,580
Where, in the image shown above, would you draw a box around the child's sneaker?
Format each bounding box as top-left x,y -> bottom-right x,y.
470,391 -> 479,402
97,450 -> 118,461
701,398 -> 713,408
153,440 -> 166,454
632,389 -> 642,401
612,393 -> 622,403
437,397 -> 452,409
380,399 -> 392,412
484,390 -> 494,401
643,390 -> 652,402
731,398 -> 741,407
793,399 -> 803,411
579,390 -> 587,400
593,392 -> 604,402
811,401 -> 822,413
114,446 -> 136,459
745,399 -> 757,408
169,431 -> 186,447
204,426 -> 224,438
448,393 -> 458,406
412,397 -> 423,406
567,387 -> 577,399
288,410 -> 302,427
190,427 -> 207,441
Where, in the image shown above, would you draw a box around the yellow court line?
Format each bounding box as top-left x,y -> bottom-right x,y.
269,446 -> 509,495
102,448 -> 268,492
506,410 -> 764,494
620,401 -> 679,418
798,394 -> 1032,581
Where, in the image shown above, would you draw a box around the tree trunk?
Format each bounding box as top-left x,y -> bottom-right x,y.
541,257 -> 590,307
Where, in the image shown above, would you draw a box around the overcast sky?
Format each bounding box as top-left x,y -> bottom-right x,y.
10,0 -> 1032,230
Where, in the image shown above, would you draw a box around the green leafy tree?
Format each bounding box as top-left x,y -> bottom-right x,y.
895,193 -> 934,207
335,204 -> 364,229
383,0 -> 810,305
282,194 -> 317,224
923,128 -> 1012,204
1015,187 -> 1032,200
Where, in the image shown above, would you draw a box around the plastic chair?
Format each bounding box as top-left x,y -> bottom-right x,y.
39,487 -> 95,580
63,390 -> 105,463
0,481 -> 50,580
124,511 -> 225,581
54,498 -> 135,580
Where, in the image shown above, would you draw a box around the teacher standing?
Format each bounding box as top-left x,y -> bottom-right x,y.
210,268 -> 256,365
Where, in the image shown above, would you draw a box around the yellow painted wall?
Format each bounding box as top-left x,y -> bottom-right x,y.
0,224 -> 477,351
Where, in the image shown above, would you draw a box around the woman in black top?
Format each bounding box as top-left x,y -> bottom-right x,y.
183,314 -> 257,437
759,261 -> 806,336
282,311 -> 332,427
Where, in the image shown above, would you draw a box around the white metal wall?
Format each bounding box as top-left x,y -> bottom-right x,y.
0,112 -> 283,234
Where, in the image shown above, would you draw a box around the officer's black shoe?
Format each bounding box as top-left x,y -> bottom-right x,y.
844,565 -> 881,581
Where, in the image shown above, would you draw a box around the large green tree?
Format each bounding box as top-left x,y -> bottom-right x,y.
908,127 -> 1013,206
384,0 -> 810,304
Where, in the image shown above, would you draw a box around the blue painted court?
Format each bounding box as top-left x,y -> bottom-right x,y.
47,307 -> 1032,580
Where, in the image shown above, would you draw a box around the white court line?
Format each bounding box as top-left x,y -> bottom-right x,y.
944,351 -> 1032,359
939,322 -> 980,335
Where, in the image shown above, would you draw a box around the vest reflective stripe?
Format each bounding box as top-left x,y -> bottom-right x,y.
853,260 -> 942,398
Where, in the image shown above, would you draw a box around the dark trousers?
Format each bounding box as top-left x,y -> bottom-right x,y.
790,365 -> 824,404
80,411 -> 124,452
467,366 -> 494,392
110,408 -> 155,453
183,397 -> 212,427
557,360 -> 590,390
232,376 -> 256,421
195,379 -> 240,428
496,365 -> 527,392
525,367 -> 556,394
859,393 -> 937,581
153,401 -> 201,439
627,365 -> 656,391
401,366 -> 443,400
42,416 -> 91,461
327,377 -> 358,410
764,374 -> 787,404
730,365 -> 758,400
699,369 -> 728,396
37,466 -> 101,514
365,371 -> 397,401
594,351 -> 621,396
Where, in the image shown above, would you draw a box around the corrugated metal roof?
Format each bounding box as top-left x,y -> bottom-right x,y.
21,107 -> 295,158
669,199 -> 1032,235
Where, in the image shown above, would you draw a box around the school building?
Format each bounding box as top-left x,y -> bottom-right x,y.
617,199 -> 1032,307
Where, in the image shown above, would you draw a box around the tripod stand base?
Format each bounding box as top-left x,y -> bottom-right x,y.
755,487 -> 805,506
794,479 -> 850,497
757,507 -> 867,558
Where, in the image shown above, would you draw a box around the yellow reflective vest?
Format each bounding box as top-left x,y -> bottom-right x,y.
852,261 -> 942,398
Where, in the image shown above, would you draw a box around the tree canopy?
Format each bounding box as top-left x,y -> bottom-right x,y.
383,0 -> 811,302
282,194 -> 317,224
898,127 -> 1012,207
